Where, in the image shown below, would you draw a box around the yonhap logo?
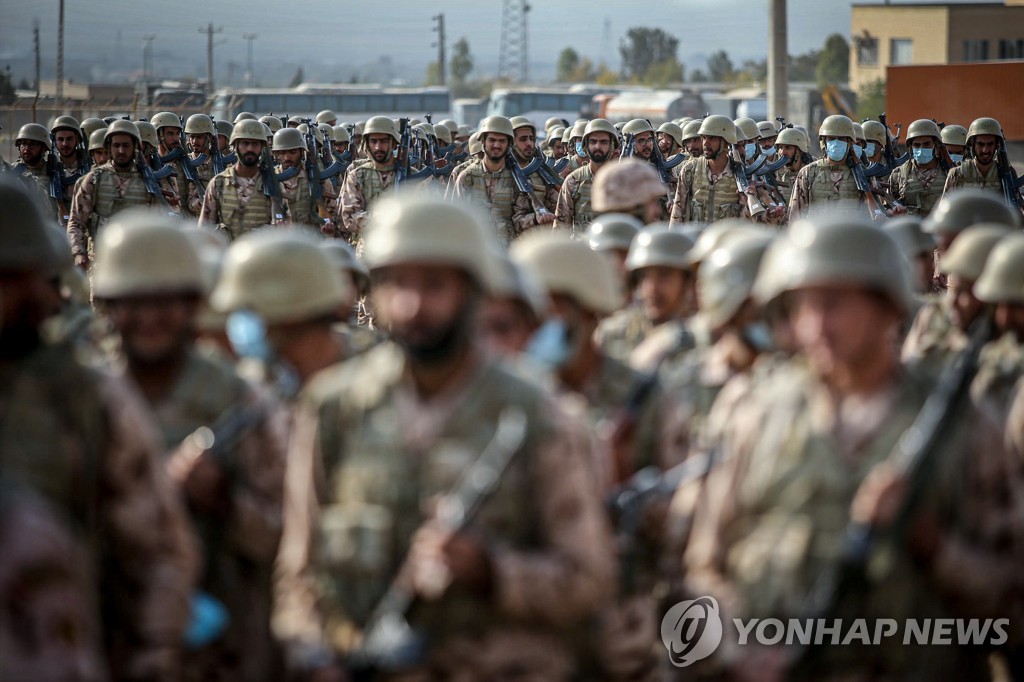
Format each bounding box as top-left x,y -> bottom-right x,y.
661,596 -> 724,667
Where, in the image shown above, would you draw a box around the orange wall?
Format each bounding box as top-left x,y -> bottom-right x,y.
886,62 -> 1024,140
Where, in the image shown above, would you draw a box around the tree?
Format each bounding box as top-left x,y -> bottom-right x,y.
425,61 -> 442,86
288,66 -> 304,87
450,38 -> 474,84
642,58 -> 684,87
689,69 -> 708,83
857,78 -> 886,120
0,67 -> 16,105
816,33 -> 849,87
620,27 -> 679,81
706,50 -> 735,82
789,49 -> 821,82
595,62 -> 619,86
557,47 -> 580,82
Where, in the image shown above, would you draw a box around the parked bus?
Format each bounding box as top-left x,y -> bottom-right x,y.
210,85 -> 452,123
486,88 -> 601,129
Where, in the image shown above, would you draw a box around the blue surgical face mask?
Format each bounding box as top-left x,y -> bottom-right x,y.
744,142 -> 758,158
865,142 -> 877,157
853,144 -> 864,158
825,139 -> 849,162
226,310 -> 270,361
950,153 -> 964,164
575,141 -> 588,158
742,321 -> 775,353
913,147 -> 934,164
763,145 -> 777,157
526,318 -> 571,369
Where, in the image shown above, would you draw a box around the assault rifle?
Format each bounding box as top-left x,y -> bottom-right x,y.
996,128 -> 1024,212
849,152 -> 890,220
259,146 -> 290,224
647,119 -> 687,184
394,118 -> 433,190
507,151 -> 552,220
729,148 -> 767,219
209,118 -> 231,175
136,149 -> 176,213
47,131 -> 73,224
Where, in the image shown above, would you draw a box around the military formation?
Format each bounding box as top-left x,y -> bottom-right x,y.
2,103 -> 1024,682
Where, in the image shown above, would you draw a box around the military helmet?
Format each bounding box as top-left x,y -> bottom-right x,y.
547,126 -> 566,146
212,230 -> 349,324
467,131 -> 483,155
80,117 -> 106,140
561,126 -> 573,144
319,239 -> 371,296
544,116 -> 563,132
733,117 -> 760,142
233,112 -> 258,124
881,216 -> 938,261
362,116 -> 400,143
699,232 -> 774,330
478,115 -> 515,140
657,121 -> 683,147
456,125 -> 470,139
586,213 -> 643,252
0,177 -> 68,271
318,123 -> 336,142
136,121 -> 159,148
438,119 -> 459,136
181,227 -> 229,296
16,123 -> 52,150
938,224 -> 1012,280
570,119 -> 588,140
92,210 -> 204,299
353,121 -> 365,136
103,119 -> 141,146
967,117 -> 1003,144
261,122 -> 274,140
681,119 -> 703,142
362,194 -> 495,291
818,114 -> 856,140
151,111 -> 182,132
593,158 -> 666,213
88,128 -> 108,152
861,120 -> 887,146
753,213 -> 914,313
941,124 -> 968,147
488,249 -> 549,320
332,125 -> 351,144
973,233 -> 1024,304
288,116 -> 305,128
50,115 -> 81,137
776,127 -> 809,153
923,188 -> 1022,235
622,119 -> 655,137
433,124 -> 452,146
756,120 -> 779,139
273,127 -> 307,152
698,115 -> 738,145
215,119 -> 233,140
905,119 -> 941,143
230,119 -> 268,145
851,122 -> 866,143
316,109 -> 338,124
510,232 -> 623,315
583,118 -> 618,146
184,114 -> 215,136
259,115 -> 283,133
412,122 -> 434,141
686,219 -> 764,266
509,116 -> 535,133
624,224 -> 695,273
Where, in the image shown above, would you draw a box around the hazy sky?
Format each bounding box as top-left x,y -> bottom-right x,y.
0,0 -> 999,85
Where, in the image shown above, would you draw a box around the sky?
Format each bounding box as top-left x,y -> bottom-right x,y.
0,0 -> 1001,87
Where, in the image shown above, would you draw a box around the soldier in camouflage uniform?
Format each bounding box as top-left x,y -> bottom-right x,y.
446,131 -> 483,196
11,123 -> 55,208
888,119 -> 946,217
680,119 -> 704,161
274,195 -> 614,680
775,126 -> 813,189
943,117 -> 1020,198
199,119 -> 290,239
0,178 -> 197,682
338,115 -> 399,244
151,112 -> 204,219
585,212 -> 643,291
272,127 -> 338,234
555,118 -> 618,235
668,115 -> 750,225
593,158 -> 669,226
941,124 -> 968,165
788,115 -> 865,219
862,119 -> 888,166
88,128 -> 109,168
318,239 -> 387,358
92,211 -> 288,682
51,115 -> 87,178
179,114 -> 218,218
509,115 -> 559,224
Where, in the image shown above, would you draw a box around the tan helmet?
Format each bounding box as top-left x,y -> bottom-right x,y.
261,123 -> 274,141
88,128 -> 108,152
181,226 -> 229,295
103,119 -> 141,146
92,210 -> 204,299
699,232 -> 774,330
973,233 -> 1024,304
733,117 -> 760,142
881,216 -> 938,261
362,194 -> 495,291
273,127 -> 307,152
818,114 -> 856,140
151,111 -> 182,132
905,119 -> 941,143
509,116 -> 535,133
967,117 -> 1004,144
686,219 -> 765,266
756,120 -> 779,139
510,232 -> 623,315
593,158 -> 666,213
468,131 -> 483,156
433,124 -> 452,146
184,114 -> 215,136
622,119 -> 655,138
583,118 -> 618,146
698,115 -> 738,145
438,119 -> 459,136
776,127 -> 809,153
456,124 -> 470,139
923,188 -> 1022,235
15,123 -> 52,150
80,117 -> 106,140
0,177 -> 67,271
316,109 -> 338,124
624,223 -> 695,273
215,119 -> 233,140
941,124 -> 968,147
570,119 -> 588,141
319,239 -> 371,296
259,115 -> 283,133
318,123 -> 336,143
353,121 -> 365,136
938,224 -> 1012,280
681,118 -> 703,142
586,213 -> 643,252
50,115 -> 81,137
233,112 -> 258,124
657,121 -> 683,147
547,126 -> 566,146
230,119 -> 268,145
488,249 -> 549,320
212,229 -> 349,324
753,212 -> 914,313
544,116 -> 563,132
136,121 -> 159,148
332,125 -> 351,144
851,122 -> 865,143
362,116 -> 400,144
478,115 -> 515,140
861,120 -> 888,146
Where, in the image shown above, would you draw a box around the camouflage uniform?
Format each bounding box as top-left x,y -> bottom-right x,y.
453,159 -> 533,245
971,332 -> 1024,433
900,295 -> 966,371
942,158 -> 1014,196
788,158 -> 863,219
278,167 -> 338,231
668,156 -> 745,225
888,161 -> 943,216
554,164 -> 596,235
10,161 -> 52,209
338,160 -> 396,241
596,306 -> 653,364
199,166 -> 290,240
182,153 -> 216,217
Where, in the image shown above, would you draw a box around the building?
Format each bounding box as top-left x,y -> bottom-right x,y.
850,1 -> 1024,91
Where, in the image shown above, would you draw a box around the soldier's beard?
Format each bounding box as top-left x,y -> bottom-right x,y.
397,301 -> 477,366
240,152 -> 260,167
372,150 -> 390,163
590,150 -> 609,163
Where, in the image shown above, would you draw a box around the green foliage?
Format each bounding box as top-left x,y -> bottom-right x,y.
425,61 -> 442,86
857,78 -> 886,120
556,48 -> 580,82
817,33 -> 850,87
620,27 -> 679,81
707,50 -> 735,82
643,58 -> 684,87
451,38 -> 474,84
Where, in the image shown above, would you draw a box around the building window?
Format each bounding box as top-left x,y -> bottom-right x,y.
891,39 -> 913,65
964,39 -> 989,61
999,39 -> 1024,59
857,36 -> 879,66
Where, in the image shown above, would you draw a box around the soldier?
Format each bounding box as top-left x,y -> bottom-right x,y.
585,212 -> 642,289
554,118 -> 618,234
51,115 -> 87,176
316,109 -> 338,127
454,115 -> 533,244
862,119 -> 888,165
215,119 -> 233,155
657,121 -> 684,159
181,114 -> 218,218
68,120 -> 179,270
680,118 -> 703,160
0,178 -> 197,682
622,118 -> 657,164
153,112 -> 203,215
509,115 -> 559,224
788,114 -> 864,219
668,115 -> 749,225
446,132 -> 483,195
941,124 -> 968,165
756,120 -> 780,163
272,127 -> 338,234
592,157 -> 668,225
81,117 -> 106,142
338,115 -> 399,244
91,211 -> 288,682
199,119 -> 289,239
888,119 -> 946,216
733,117 -> 761,164
10,123 -> 53,205
233,112 -> 258,124
775,126 -> 813,187
317,239 -> 386,358
546,125 -> 567,160
479,248 -> 547,359
88,128 -> 109,167
331,124 -> 351,158
274,195 -> 614,680
943,116 -> 1019,196
683,212 -> 1019,680
881,216 -> 939,296
851,121 -> 868,163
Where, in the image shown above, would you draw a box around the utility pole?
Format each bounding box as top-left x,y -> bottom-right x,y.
768,0 -> 789,122
143,34 -> 156,82
198,23 -> 224,93
33,18 -> 40,95
498,0 -> 530,83
56,0 -> 65,102
243,33 -> 258,86
431,14 -> 446,86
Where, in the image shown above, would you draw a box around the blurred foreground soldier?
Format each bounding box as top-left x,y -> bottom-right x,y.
339,115 -> 399,244
593,158 -> 668,225
943,117 -> 1018,196
272,127 -> 338,233
889,119 -> 945,216
274,195 -> 614,680
683,212 -> 1020,680
881,216 -> 939,296
88,127 -> 109,167
200,119 -> 290,239
92,211 -> 288,682
668,115 -> 748,224
941,124 -> 968,165
555,118 -> 619,234
788,115 -> 864,219
0,179 -> 196,682
479,249 -> 547,360
318,239 -> 386,358
585,212 -> 643,289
